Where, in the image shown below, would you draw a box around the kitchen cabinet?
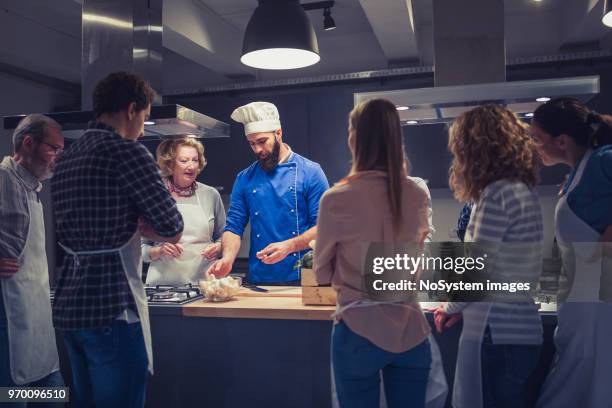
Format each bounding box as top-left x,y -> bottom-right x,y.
54,291 -> 557,408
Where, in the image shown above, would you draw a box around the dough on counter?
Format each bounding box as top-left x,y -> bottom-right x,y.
199,275 -> 241,302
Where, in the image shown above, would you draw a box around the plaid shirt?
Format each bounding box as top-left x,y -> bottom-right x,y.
51,122 -> 183,330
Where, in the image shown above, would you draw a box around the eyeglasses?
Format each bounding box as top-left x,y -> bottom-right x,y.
41,142 -> 64,155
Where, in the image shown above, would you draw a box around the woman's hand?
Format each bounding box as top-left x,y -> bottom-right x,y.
202,243 -> 222,260
433,305 -> 462,334
151,243 -> 183,260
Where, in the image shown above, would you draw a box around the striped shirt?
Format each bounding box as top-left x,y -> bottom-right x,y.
446,179 -> 544,345
0,157 -> 41,258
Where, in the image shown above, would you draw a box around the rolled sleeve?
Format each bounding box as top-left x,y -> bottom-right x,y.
0,170 -> 29,258
224,175 -> 249,238
599,148 -> 612,229
305,164 -> 329,226
116,143 -> 183,238
313,191 -> 338,285
212,190 -> 227,242
411,177 -> 435,242
141,239 -> 156,263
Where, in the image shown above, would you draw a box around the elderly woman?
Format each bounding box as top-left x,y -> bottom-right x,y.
143,137 -> 226,286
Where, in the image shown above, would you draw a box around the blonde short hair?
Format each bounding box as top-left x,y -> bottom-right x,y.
157,138 -> 207,178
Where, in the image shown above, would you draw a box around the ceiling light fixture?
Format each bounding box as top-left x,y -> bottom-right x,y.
396,106 -> 410,111
323,7 -> 336,31
525,113 -> 534,118
303,1 -> 337,32
241,0 -> 320,70
406,120 -> 418,125
536,97 -> 551,102
604,0 -> 612,27
144,121 -> 155,125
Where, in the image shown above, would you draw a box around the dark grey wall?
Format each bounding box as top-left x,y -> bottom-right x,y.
168,59 -> 612,191
167,74 -> 433,191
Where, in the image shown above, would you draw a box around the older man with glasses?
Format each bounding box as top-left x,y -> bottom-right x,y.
0,114 -> 65,406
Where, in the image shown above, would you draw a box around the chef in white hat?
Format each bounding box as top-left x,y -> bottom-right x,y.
210,101 -> 329,284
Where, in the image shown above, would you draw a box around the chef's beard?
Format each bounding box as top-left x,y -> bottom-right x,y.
258,139 -> 281,172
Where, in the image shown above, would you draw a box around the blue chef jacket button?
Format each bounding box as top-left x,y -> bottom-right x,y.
293,253 -> 297,257
289,187 -> 293,190
290,209 -> 294,213
292,231 -> 296,235
252,189 -> 257,194
255,211 -> 259,216
256,234 -> 260,238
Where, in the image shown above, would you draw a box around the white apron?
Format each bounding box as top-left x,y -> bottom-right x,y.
1,197 -> 60,384
146,194 -> 214,286
59,231 -> 154,373
330,300 -> 448,408
536,150 -> 612,408
450,302 -> 492,408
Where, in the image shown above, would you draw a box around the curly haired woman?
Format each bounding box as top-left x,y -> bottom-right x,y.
434,104 -> 545,408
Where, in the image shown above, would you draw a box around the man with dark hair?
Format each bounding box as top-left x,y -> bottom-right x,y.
0,114 -> 65,404
51,71 -> 183,408
211,101 -> 329,284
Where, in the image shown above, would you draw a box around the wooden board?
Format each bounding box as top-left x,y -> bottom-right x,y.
235,286 -> 302,298
182,296 -> 335,320
302,286 -> 337,306
300,268 -> 318,287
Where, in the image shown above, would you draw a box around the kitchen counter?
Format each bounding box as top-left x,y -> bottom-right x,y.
53,288 -> 559,408
147,288 -> 557,408
182,296 -> 336,320
180,287 -> 557,323
182,286 -> 335,320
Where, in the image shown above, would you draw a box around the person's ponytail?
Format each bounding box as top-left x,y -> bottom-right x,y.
587,112 -> 612,148
533,98 -> 612,149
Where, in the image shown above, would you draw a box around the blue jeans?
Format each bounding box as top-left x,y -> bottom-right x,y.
62,320 -> 148,408
332,320 -> 431,408
481,328 -> 541,408
0,288 -> 65,408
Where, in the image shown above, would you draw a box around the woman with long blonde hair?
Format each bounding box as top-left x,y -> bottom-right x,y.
434,104 -> 544,408
314,99 -> 438,407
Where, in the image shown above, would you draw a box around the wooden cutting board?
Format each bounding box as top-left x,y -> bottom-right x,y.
236,286 -> 302,298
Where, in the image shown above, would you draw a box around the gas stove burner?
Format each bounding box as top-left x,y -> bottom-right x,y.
145,284 -> 204,305
151,291 -> 175,300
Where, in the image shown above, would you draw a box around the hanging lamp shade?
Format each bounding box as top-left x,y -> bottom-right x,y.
604,0 -> 612,27
241,0 -> 320,70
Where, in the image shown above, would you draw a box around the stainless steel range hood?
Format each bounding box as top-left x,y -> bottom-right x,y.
354,76 -> 600,125
356,0 -> 600,125
2,104 -> 230,140
3,0 -> 230,140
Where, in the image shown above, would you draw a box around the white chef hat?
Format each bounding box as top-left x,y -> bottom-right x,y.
231,101 -> 281,136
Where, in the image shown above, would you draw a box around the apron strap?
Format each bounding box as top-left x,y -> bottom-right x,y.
332,299 -> 421,319
58,231 -> 138,268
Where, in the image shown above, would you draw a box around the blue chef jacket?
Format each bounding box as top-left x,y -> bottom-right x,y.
225,152 -> 329,283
